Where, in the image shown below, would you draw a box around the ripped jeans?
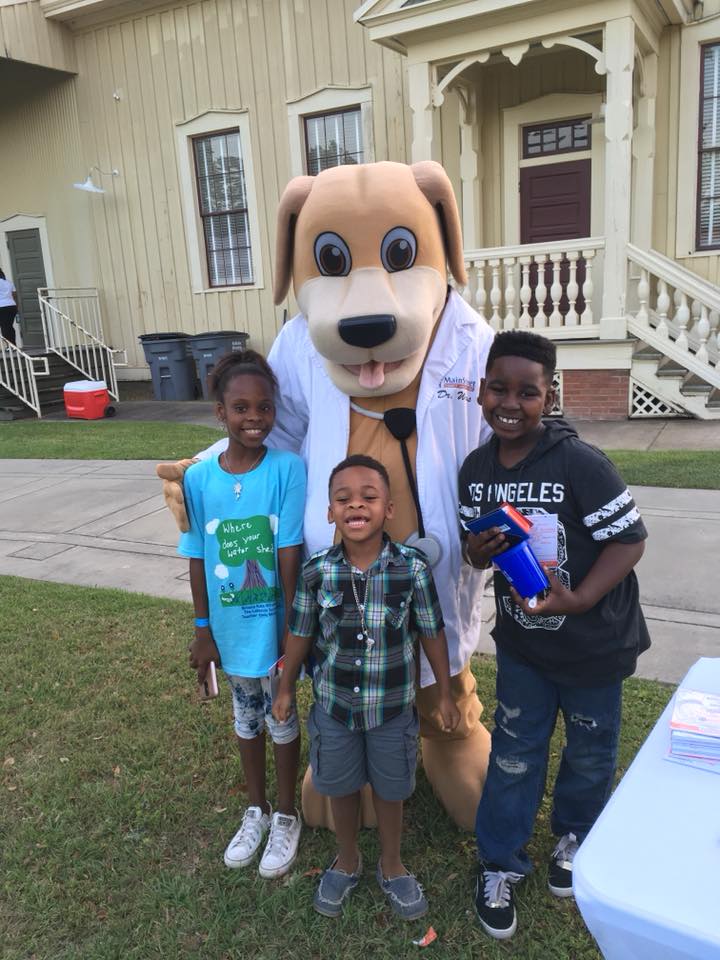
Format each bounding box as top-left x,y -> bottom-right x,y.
475,646 -> 622,875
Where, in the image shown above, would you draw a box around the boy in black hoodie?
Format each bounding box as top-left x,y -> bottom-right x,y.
459,330 -> 649,940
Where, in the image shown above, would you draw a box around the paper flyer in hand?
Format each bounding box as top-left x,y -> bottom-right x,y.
526,513 -> 559,571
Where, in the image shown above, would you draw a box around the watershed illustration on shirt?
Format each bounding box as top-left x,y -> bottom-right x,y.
177,449 -> 306,678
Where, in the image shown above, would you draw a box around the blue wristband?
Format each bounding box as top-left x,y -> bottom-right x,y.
194,617 -> 210,628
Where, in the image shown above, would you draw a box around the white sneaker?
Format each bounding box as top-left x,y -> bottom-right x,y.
223,805 -> 271,868
258,810 -> 302,879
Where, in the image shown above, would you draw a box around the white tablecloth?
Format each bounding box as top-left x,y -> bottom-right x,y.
574,657 -> 720,960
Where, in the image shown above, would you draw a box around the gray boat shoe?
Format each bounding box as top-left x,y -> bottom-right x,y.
313,854 -> 363,918
376,862 -> 428,920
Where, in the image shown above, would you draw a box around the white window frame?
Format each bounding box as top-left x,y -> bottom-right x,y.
176,110 -> 263,293
676,22 -> 720,258
286,86 -> 374,178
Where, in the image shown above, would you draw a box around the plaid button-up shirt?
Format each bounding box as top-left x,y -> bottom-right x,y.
289,536 -> 444,730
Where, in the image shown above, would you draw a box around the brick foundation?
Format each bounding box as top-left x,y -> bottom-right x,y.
560,369 -> 629,421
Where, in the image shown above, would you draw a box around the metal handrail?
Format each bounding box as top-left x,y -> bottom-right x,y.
0,338 -> 49,417
38,294 -> 123,400
40,287 -> 105,341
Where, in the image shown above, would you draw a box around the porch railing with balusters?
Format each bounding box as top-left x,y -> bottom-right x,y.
0,337 -> 49,417
460,237 -> 605,337
38,290 -> 127,400
626,244 -> 720,387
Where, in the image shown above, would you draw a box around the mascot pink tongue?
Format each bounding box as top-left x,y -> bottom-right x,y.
357,360 -> 385,389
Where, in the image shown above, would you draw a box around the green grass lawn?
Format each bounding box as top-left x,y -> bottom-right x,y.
1,576 -> 674,960
2,420 -> 719,489
0,421 -> 223,461
604,450 -> 720,490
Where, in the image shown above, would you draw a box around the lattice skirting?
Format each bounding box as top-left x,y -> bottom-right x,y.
629,378 -> 684,418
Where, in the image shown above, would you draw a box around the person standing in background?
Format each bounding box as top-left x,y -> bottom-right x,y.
0,269 -> 18,345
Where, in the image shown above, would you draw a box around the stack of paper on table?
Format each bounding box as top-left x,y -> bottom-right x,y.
668,687 -> 720,773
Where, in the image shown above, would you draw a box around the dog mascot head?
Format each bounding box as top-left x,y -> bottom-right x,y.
273,160 -> 467,398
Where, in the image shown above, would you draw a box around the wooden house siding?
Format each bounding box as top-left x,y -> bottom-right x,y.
0,0 -> 76,72
0,74 -> 95,288
3,0 -> 720,379
66,0 -> 409,374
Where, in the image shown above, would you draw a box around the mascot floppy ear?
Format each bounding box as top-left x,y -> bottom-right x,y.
411,160 -> 468,287
273,175 -> 315,305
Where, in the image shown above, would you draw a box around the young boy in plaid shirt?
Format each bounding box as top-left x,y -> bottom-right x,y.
273,454 -> 459,920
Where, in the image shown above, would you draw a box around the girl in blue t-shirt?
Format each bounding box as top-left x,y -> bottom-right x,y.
178,350 -> 306,880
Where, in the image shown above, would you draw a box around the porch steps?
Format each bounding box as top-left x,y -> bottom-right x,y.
0,352 -> 90,419
630,340 -> 720,419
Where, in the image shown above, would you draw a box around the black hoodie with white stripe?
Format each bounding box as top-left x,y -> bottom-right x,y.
458,419 -> 650,686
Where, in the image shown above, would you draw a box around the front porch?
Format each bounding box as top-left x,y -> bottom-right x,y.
357,0 -> 719,418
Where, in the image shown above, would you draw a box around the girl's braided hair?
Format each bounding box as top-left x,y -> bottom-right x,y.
209,349 -> 278,401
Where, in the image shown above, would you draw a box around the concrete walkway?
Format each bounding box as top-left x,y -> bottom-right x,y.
1,416 -> 719,685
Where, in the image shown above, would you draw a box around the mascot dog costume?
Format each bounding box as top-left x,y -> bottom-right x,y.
160,161 -> 493,830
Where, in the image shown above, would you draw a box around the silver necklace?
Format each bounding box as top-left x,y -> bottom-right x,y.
349,566 -> 375,651
221,448 -> 265,500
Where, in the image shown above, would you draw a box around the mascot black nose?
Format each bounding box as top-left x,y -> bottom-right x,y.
338,314 -> 397,349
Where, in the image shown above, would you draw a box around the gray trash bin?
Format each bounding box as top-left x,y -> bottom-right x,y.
188,331 -> 250,400
138,333 -> 197,401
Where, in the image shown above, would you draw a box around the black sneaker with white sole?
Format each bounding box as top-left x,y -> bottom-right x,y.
474,862 -> 523,940
548,832 -> 579,898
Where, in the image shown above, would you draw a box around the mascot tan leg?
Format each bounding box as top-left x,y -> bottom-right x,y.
416,663 -> 490,831
301,772 -> 377,830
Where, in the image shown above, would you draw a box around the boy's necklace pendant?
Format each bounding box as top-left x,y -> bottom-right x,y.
233,481 -> 242,499
350,568 -> 375,652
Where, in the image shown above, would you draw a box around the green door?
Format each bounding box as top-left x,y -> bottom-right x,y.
7,228 -> 47,350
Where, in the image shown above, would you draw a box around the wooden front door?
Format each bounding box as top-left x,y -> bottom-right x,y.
520,159 -> 591,317
7,228 -> 47,350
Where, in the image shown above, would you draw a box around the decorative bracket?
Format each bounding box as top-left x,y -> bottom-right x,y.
433,51 -> 490,107
542,35 -> 606,75
500,42 -> 530,66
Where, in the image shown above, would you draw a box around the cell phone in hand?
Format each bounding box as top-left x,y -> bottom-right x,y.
197,660 -> 219,701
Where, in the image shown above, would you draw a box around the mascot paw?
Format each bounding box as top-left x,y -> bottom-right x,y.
156,458 -> 196,482
156,459 -> 197,533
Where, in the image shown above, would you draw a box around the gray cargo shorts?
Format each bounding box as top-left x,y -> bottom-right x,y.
307,702 -> 419,802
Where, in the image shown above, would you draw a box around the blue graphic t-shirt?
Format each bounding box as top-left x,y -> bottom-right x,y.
178,448 -> 306,677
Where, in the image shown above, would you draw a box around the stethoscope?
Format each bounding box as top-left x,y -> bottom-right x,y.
350,400 -> 442,567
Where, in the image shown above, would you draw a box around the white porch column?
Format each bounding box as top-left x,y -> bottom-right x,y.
408,61 -> 434,162
631,52 -> 658,252
601,17 -> 635,339
457,84 -> 481,249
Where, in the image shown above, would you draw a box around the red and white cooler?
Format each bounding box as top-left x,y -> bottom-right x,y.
63,380 -> 110,420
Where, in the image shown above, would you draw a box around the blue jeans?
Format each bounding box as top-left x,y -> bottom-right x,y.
476,646 -> 622,875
